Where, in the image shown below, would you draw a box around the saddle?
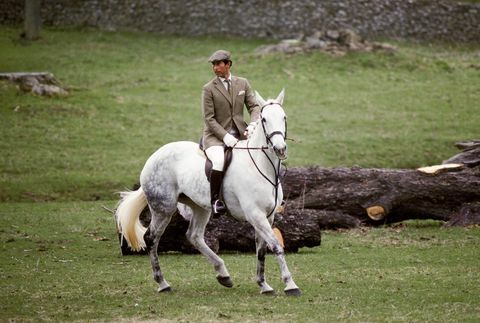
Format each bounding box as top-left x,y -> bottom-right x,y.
199,138 -> 233,182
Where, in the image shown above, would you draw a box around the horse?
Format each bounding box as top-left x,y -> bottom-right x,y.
116,89 -> 301,296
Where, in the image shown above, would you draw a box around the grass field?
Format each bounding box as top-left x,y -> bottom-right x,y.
1,201 -> 479,321
1,26 -> 479,321
1,26 -> 479,202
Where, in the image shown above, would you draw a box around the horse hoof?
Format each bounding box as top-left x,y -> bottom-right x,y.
284,288 -> 301,297
158,286 -> 172,293
261,290 -> 277,296
216,276 -> 233,288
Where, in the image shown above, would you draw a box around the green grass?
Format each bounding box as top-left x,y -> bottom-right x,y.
0,201 -> 479,321
0,27 -> 479,321
1,26 -> 479,202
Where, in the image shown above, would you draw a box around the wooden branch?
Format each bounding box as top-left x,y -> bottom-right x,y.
443,140 -> 480,168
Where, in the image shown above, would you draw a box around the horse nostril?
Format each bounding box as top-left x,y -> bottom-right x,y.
274,146 -> 287,159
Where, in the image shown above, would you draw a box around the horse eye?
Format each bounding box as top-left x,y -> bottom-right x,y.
262,117 -> 266,123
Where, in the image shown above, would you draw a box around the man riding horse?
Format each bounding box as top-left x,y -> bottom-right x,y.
202,50 -> 260,217
116,79 -> 300,295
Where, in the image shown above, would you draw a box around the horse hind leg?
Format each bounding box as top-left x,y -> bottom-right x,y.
255,232 -> 275,295
185,205 -> 232,288
144,202 -> 175,292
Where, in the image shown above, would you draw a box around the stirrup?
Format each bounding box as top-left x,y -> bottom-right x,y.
212,199 -> 226,218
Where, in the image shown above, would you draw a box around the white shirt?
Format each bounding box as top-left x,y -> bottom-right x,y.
219,74 -> 232,91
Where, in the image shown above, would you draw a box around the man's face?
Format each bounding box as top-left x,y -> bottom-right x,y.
212,61 -> 230,78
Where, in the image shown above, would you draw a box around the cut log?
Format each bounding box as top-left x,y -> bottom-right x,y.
280,139 -> 480,228
282,164 -> 479,226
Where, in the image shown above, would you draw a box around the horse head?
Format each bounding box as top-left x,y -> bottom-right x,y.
255,89 -> 288,160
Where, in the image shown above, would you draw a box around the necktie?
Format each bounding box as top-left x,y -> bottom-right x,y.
224,79 -> 231,93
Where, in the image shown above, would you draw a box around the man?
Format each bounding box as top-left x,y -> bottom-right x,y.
202,49 -> 260,217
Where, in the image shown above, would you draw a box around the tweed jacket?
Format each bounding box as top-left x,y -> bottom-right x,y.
202,75 -> 260,150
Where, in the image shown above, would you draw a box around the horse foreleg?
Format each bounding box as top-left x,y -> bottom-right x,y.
250,213 -> 301,296
145,208 -> 174,292
255,232 -> 275,295
186,206 -> 232,288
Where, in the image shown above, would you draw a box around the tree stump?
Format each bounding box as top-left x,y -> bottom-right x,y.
0,72 -> 68,96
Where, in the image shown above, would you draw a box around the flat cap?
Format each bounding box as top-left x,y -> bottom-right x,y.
208,50 -> 232,63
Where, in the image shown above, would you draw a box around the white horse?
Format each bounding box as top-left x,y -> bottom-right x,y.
116,89 -> 301,296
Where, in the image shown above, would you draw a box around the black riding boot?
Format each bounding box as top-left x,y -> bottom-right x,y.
210,170 -> 226,218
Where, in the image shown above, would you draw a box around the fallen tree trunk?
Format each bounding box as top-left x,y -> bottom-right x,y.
0,72 -> 68,96
117,140 -> 480,254
282,164 -> 479,226
281,140 -> 480,229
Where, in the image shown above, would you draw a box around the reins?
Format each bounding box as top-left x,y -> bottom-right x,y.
247,144 -> 282,218
245,141 -> 281,188
232,145 -> 280,219
232,101 -> 287,218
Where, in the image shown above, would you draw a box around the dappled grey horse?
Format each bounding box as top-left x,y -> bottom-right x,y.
116,89 -> 301,296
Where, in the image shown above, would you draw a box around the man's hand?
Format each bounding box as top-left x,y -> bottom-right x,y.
244,122 -> 257,138
223,133 -> 239,147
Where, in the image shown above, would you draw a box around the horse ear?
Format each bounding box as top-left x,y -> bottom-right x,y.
276,88 -> 285,105
255,91 -> 267,107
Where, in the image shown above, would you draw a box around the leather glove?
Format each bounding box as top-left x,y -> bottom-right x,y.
244,122 -> 257,138
223,133 -> 239,147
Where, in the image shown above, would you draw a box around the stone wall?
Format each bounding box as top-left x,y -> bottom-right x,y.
1,0 -> 479,42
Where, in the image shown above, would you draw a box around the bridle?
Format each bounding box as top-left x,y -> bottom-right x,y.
234,101 -> 288,218
233,101 -> 288,151
260,102 -> 288,148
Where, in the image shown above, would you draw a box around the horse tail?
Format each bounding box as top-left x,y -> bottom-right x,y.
115,188 -> 148,251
